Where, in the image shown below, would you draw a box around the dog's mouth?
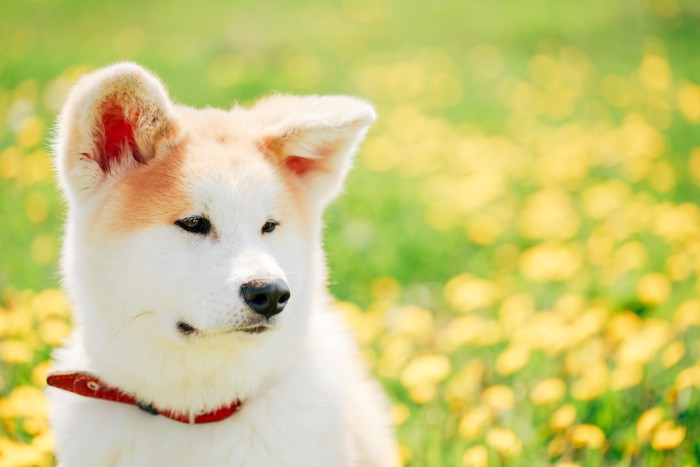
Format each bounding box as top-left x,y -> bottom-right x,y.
236,324 -> 269,334
176,320 -> 272,338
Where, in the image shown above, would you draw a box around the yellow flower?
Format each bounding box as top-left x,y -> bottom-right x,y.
495,345 -> 529,376
661,341 -> 685,368
582,180 -> 631,220
338,301 -> 383,345
0,438 -> 46,467
31,288 -> 71,319
637,273 -> 671,305
437,315 -> 502,350
444,274 -> 497,313
0,385 -> 49,419
518,189 -> 581,240
639,55 -> 671,91
370,277 -> 401,302
39,318 -> 72,346
571,362 -> 607,400
0,339 -> 34,364
32,361 -> 51,387
444,359 -> 485,407
481,385 -> 515,413
462,445 -> 488,467
25,191 -> 49,224
672,299 -> 700,331
0,146 -> 23,179
392,404 -> 410,426
610,364 -> 644,391
388,305 -> 434,343
550,404 -> 577,431
15,115 -> 45,149
378,335 -> 413,378
459,407 -> 491,440
530,378 -> 566,405
651,421 -> 686,450
616,319 -> 671,367
637,407 -> 664,442
675,366 -> 700,391
548,434 -> 567,457
485,427 -> 522,457
32,430 -> 56,455
571,424 -> 606,449
678,81 -> 700,124
520,242 -> 582,282
400,354 -> 451,404
605,311 -> 641,344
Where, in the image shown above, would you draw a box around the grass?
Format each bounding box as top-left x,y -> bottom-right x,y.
2,0 -> 700,465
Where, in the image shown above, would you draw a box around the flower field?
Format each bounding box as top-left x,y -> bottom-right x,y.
1,0 -> 700,465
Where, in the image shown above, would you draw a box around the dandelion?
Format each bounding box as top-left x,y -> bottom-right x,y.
400,354 -> 451,404
672,299 -> 700,331
485,427 -> 522,457
661,341 -> 685,368
0,386 -> 49,419
444,274 -> 498,313
0,339 -> 34,364
496,345 -> 530,376
459,407 -> 491,440
462,445 -> 488,467
636,407 -> 664,442
677,82 -> 700,124
520,242 -> 582,282
550,404 -> 577,431
610,364 -> 644,390
637,273 -> 671,305
15,115 -> 44,148
651,421 -> 686,450
675,366 -> 700,390
530,377 -> 566,405
571,424 -> 606,449
481,385 -> 516,413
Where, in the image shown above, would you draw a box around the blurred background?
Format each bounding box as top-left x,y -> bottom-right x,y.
2,0 -> 700,465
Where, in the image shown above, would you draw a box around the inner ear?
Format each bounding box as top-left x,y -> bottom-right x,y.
98,103 -> 142,173
285,156 -> 320,177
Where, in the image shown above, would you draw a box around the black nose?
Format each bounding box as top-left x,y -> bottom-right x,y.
240,279 -> 290,319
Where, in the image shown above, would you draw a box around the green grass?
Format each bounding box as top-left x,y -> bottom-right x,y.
2,0 -> 700,465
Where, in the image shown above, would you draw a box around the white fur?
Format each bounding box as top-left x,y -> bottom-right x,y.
49,63 -> 395,466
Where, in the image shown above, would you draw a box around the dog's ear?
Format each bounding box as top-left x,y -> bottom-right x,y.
254,95 -> 376,208
54,62 -> 178,198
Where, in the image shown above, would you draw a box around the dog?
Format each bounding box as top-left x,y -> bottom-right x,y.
47,62 -> 396,466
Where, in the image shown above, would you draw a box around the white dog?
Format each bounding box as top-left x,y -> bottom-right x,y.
47,63 -> 396,466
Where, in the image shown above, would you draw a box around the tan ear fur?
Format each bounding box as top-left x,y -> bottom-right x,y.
254,95 -> 376,207
54,62 -> 178,198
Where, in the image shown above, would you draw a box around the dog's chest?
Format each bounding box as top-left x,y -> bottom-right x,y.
50,367 -> 352,466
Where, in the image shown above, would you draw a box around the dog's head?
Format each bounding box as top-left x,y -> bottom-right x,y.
54,63 -> 374,352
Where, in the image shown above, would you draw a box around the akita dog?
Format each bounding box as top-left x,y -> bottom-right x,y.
48,63 -> 396,466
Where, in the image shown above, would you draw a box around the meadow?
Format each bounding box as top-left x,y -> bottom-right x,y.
2,0 -> 700,465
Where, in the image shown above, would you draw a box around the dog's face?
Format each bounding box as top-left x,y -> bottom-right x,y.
55,63 -> 374,349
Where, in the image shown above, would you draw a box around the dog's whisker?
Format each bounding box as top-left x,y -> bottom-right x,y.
107,311 -> 153,344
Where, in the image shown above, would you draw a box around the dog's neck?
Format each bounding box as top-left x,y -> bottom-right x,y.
56,308 -> 308,416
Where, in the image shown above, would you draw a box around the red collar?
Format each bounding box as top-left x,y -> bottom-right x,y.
47,371 -> 241,424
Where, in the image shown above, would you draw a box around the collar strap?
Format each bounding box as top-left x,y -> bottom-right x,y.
47,371 -> 240,424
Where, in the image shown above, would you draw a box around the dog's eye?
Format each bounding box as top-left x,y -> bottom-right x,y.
261,220 -> 278,234
175,216 -> 211,235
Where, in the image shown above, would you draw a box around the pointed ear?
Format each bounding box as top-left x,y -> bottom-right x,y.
255,95 -> 376,207
54,62 -> 178,197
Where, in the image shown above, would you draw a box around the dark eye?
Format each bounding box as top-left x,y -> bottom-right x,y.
261,219 -> 278,234
175,216 -> 211,235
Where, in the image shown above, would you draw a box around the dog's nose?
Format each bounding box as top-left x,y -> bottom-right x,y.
240,279 -> 290,319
